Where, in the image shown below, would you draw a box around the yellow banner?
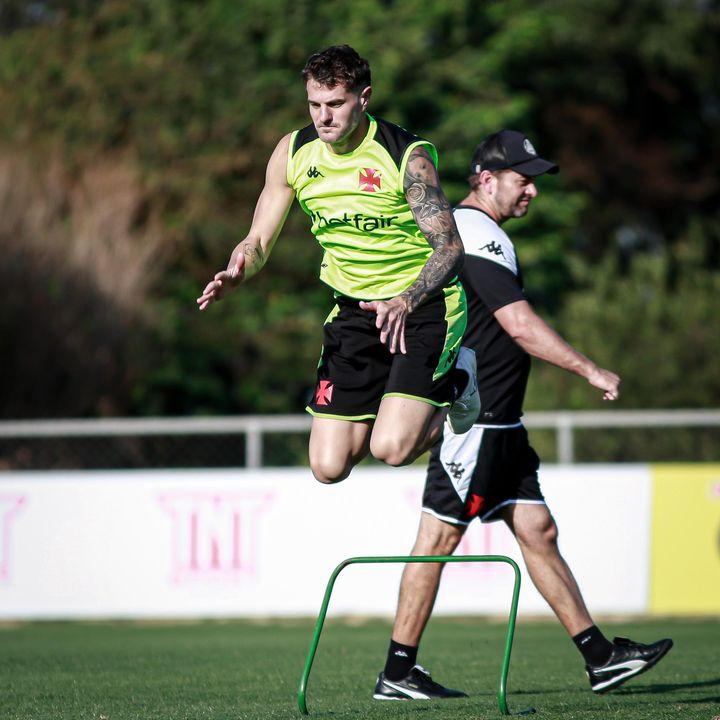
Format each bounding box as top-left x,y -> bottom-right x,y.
650,464 -> 720,614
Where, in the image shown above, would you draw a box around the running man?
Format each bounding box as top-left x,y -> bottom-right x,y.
197,45 -> 479,483
374,130 -> 672,700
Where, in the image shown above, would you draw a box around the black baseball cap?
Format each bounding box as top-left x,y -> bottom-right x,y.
470,130 -> 558,177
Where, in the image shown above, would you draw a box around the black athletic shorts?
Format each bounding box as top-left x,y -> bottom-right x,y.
422,423 -> 544,525
306,284 -> 466,420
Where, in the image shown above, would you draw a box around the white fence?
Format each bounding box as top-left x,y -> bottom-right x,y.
1,409 -> 720,466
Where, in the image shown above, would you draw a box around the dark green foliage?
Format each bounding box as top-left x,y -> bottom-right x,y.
525,238 -> 720,460
0,0 -> 718,459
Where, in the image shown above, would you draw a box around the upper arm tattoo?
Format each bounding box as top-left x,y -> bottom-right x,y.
401,146 -> 464,312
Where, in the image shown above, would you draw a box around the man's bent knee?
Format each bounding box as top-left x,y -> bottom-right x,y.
369,434 -> 417,467
375,450 -> 415,467
309,455 -> 352,484
308,417 -> 371,484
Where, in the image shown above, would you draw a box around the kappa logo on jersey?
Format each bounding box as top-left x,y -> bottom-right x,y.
447,462 -> 465,480
315,380 -> 334,406
307,166 -> 324,179
480,241 -> 505,258
359,167 -> 382,192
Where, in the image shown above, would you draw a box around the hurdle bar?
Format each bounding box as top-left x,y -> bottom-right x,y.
297,554 -> 535,716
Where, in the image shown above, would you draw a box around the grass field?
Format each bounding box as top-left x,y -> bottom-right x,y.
1,617 -> 718,720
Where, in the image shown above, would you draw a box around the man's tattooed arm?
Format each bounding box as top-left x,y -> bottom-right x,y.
400,146 -> 464,312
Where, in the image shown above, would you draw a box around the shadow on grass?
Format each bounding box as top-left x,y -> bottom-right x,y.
505,676 -> 720,699
307,697 -> 522,717
508,687 -> 581,695
677,695 -> 720,704
615,676 -> 720,695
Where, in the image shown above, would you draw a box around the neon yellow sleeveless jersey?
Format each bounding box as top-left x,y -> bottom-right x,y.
286,114 -> 441,300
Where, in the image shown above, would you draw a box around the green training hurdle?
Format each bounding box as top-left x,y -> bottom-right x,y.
297,554 -> 535,716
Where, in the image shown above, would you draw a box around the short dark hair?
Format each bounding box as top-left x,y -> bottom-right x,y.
468,133 -> 507,190
301,45 -> 371,93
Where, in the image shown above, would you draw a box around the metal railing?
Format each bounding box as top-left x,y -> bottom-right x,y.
1,409 -> 720,467
525,409 -> 720,464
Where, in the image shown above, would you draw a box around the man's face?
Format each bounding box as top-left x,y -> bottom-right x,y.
492,170 -> 538,220
306,79 -> 369,145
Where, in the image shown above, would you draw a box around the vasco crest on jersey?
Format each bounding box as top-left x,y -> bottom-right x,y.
359,168 -> 382,192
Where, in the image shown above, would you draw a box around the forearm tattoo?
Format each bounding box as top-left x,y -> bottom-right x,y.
230,241 -> 265,275
242,242 -> 265,266
401,146 -> 464,312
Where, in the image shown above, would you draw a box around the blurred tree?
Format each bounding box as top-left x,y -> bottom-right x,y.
0,0 -> 718,449
527,235 -> 720,410
525,235 -> 720,460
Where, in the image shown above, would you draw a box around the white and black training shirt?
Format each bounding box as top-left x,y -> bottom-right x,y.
454,205 -> 531,425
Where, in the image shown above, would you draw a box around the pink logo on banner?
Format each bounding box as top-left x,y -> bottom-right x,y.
159,491 -> 272,583
0,495 -> 26,583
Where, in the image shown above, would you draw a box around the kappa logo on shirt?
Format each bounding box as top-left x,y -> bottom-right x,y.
307,166 -> 324,179
480,241 -> 505,258
359,167 -> 382,192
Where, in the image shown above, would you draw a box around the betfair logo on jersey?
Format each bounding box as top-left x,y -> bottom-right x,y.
306,166 -> 324,179
309,209 -> 398,232
359,167 -> 382,192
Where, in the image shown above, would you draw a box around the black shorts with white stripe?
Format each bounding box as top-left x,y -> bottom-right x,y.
422,423 -> 543,525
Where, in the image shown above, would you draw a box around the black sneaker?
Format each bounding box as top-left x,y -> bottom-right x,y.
373,665 -> 468,701
586,636 -> 673,693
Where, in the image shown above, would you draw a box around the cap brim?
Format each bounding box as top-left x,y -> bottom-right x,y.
511,158 -> 559,176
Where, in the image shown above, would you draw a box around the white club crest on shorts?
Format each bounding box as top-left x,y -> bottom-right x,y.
523,139 -> 537,156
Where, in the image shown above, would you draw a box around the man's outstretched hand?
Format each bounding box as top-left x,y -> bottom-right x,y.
359,296 -> 409,354
587,366 -> 621,401
197,254 -> 245,311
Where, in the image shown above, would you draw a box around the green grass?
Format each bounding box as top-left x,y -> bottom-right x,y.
1,618 -> 718,719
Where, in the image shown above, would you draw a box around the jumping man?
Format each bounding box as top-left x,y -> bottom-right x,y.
197,45 -> 480,483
